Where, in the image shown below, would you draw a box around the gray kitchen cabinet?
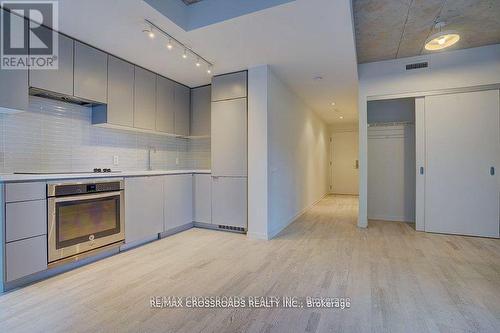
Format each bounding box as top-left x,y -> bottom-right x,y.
29,27 -> 74,96
125,176 -> 164,243
0,10 -> 27,113
211,177 -> 247,228
134,67 -> 157,130
5,235 -> 47,282
164,175 -> 193,231
5,182 -> 46,202
156,75 -> 175,133
193,174 -> 212,224
211,98 -> 248,177
104,56 -> 135,127
6,200 -> 47,242
74,42 -> 108,103
174,83 -> 190,136
211,71 -> 247,102
190,85 -> 211,136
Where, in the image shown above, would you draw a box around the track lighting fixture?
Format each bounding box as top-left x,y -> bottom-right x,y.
142,19 -> 214,74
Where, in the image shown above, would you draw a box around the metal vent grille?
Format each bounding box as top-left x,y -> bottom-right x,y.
218,225 -> 246,233
405,62 -> 428,70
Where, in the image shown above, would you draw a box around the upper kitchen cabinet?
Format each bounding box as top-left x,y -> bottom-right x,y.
211,98 -> 248,177
134,67 -> 157,131
156,75 -> 175,133
190,85 -> 211,136
0,9 -> 28,113
102,56 -> 135,127
74,42 -> 108,103
211,71 -> 247,102
174,83 -> 190,136
29,27 -> 74,96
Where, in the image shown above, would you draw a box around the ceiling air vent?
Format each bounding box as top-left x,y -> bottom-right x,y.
405,62 -> 429,70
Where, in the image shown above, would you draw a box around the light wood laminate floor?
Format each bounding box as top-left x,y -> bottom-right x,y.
1,195 -> 499,333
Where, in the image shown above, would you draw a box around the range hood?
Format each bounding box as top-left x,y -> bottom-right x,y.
29,87 -> 104,106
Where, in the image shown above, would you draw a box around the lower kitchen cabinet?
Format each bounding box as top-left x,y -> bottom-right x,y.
193,174 -> 211,223
5,235 -> 47,282
211,177 -> 247,228
125,176 -> 164,243
164,175 -> 193,231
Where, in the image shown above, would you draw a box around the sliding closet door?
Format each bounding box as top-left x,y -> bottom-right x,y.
424,90 -> 500,238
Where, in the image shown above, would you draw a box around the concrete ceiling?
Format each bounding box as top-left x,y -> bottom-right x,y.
354,0 -> 500,63
47,0 -> 359,124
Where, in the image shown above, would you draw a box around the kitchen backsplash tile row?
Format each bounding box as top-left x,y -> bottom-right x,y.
0,97 -> 210,173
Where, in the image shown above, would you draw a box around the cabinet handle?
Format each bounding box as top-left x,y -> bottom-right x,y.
355,160 -> 359,169
491,167 -> 495,176
420,167 -> 424,175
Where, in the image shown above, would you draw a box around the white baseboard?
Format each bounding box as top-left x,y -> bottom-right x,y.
368,215 -> 415,223
269,192 -> 329,239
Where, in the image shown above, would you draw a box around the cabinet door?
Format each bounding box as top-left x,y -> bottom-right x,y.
191,85 -> 211,136
6,235 -> 47,282
156,76 -> 175,133
30,27 -> 74,96
107,56 -> 134,127
74,42 -> 108,103
211,98 -> 247,177
125,177 -> 163,243
211,71 -> 247,102
0,9 -> 28,112
134,67 -> 156,130
212,177 -> 247,228
193,174 -> 212,223
174,83 -> 190,136
164,175 -> 193,231
6,200 -> 47,242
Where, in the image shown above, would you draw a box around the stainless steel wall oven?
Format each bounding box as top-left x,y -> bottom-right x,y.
47,180 -> 124,265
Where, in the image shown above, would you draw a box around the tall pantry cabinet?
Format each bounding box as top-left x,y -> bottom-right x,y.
211,71 -> 248,229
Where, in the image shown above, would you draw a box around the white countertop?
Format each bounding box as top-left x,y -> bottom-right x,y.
0,170 -> 211,182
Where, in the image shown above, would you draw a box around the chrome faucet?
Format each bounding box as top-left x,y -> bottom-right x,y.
147,146 -> 157,171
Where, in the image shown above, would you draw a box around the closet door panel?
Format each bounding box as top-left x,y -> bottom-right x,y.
424,90 -> 500,238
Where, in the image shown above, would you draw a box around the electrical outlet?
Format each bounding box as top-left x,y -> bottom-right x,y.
113,155 -> 119,166
175,157 -> 179,165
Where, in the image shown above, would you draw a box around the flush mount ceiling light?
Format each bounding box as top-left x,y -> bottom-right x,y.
425,22 -> 460,51
143,19 -> 213,75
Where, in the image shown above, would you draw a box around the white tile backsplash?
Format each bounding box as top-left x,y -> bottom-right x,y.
0,96 -> 210,173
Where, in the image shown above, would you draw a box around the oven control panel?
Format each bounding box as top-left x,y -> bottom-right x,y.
49,181 -> 123,197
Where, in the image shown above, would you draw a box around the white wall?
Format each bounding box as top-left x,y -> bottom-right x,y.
247,65 -> 269,240
358,44 -> 500,227
267,69 -> 329,237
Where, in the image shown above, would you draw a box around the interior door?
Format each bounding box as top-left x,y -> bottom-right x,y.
331,131 -> 359,195
424,90 -> 500,238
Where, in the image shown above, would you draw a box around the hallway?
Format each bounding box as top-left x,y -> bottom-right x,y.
1,195 -> 499,332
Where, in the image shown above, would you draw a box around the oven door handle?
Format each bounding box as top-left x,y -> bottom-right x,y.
51,191 -> 122,203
